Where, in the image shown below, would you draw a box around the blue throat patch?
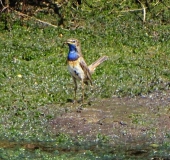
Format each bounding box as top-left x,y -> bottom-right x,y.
67,44 -> 79,61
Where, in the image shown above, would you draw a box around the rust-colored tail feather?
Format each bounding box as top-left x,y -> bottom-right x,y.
88,56 -> 108,74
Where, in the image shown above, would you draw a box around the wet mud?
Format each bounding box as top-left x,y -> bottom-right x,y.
50,90 -> 170,145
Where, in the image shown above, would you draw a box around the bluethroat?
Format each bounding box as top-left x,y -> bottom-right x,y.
65,38 -> 108,102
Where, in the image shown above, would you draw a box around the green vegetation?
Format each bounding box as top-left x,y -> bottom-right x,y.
0,0 -> 170,159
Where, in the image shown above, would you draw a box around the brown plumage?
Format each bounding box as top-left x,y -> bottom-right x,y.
66,38 -> 108,102
88,56 -> 108,74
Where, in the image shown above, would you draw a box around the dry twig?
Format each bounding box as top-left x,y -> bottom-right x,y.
14,10 -> 58,28
138,0 -> 146,23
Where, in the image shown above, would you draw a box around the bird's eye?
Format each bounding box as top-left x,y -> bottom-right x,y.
72,40 -> 76,43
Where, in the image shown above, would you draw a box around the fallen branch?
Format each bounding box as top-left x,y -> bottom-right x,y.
138,0 -> 146,23
0,0 -> 9,12
14,10 -> 58,28
0,0 -> 4,8
110,7 -> 148,16
119,8 -> 146,12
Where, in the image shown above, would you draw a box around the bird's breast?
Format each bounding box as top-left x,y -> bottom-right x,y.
67,59 -> 79,67
67,59 -> 85,80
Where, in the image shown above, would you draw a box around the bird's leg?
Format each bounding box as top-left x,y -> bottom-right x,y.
73,77 -> 77,103
81,80 -> 84,103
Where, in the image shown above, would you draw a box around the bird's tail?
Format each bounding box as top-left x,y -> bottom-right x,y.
88,56 -> 108,74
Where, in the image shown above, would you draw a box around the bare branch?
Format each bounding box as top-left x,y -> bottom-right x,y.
0,0 -> 9,12
0,0 -> 5,8
138,0 -> 146,23
14,10 -> 58,28
119,8 -> 146,12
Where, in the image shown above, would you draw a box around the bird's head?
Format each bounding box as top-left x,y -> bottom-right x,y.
65,38 -> 79,47
65,38 -> 81,52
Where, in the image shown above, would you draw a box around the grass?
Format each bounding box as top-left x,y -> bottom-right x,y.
0,0 -> 170,158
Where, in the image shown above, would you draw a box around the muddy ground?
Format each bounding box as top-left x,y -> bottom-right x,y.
50,90 -> 170,146
0,91 -> 169,159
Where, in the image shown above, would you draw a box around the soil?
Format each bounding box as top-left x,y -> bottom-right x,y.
50,90 -> 170,145
0,91 -> 169,158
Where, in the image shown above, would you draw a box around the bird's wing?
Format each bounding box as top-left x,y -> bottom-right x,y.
79,57 -> 92,85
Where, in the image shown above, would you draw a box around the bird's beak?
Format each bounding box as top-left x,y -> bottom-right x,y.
65,39 -> 74,45
65,40 -> 72,44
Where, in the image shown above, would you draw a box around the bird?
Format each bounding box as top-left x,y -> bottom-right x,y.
65,38 -> 108,103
